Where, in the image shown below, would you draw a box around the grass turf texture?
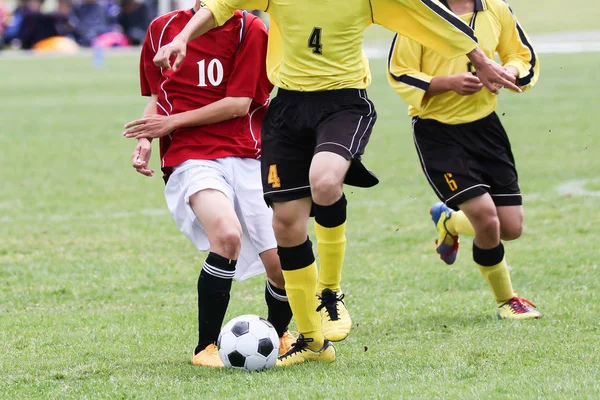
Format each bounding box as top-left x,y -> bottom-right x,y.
1,52 -> 599,399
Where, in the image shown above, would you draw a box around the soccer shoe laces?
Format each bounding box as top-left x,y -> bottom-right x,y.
279,334 -> 312,359
316,289 -> 344,321
505,297 -> 537,314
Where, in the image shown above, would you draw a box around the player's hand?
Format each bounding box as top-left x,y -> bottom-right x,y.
467,48 -> 521,94
123,114 -> 175,139
502,65 -> 520,92
132,138 -> 154,177
450,72 -> 484,95
153,36 -> 187,71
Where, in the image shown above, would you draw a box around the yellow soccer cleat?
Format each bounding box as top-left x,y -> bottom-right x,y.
191,344 -> 224,367
279,331 -> 297,356
497,297 -> 542,320
317,288 -> 352,342
276,335 -> 336,366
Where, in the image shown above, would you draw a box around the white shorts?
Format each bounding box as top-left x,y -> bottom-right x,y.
165,157 -> 276,281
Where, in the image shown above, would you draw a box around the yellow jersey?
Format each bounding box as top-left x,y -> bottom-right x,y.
387,0 -> 539,124
203,0 -> 479,91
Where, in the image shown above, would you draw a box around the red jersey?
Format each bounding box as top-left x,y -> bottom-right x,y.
139,9 -> 272,169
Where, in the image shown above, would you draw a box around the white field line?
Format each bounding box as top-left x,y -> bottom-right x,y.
555,178 -> 600,197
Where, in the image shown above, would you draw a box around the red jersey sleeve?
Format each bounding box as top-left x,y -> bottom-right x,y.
139,22 -> 162,96
225,15 -> 269,99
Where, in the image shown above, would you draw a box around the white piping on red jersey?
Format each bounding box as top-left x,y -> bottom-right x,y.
157,102 -> 169,116
248,98 -> 269,157
157,13 -> 179,113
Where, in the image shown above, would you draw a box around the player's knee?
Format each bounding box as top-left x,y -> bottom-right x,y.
211,220 -> 242,258
470,207 -> 500,238
272,212 -> 304,245
501,223 -> 522,241
310,174 -> 343,205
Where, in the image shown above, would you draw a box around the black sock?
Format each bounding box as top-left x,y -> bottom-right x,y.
265,280 -> 292,337
312,193 -> 347,227
195,252 -> 237,354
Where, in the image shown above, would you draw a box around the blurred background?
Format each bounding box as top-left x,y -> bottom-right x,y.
0,0 -> 271,51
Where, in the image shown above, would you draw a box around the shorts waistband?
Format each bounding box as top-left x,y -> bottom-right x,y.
275,87 -> 367,101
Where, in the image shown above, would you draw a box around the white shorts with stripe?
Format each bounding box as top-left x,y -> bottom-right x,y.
165,157 -> 276,281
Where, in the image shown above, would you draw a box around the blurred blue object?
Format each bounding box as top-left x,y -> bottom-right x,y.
92,44 -> 104,68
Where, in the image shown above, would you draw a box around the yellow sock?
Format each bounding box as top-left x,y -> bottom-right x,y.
446,211 -> 475,236
282,262 -> 324,349
315,221 -> 346,293
477,257 -> 516,304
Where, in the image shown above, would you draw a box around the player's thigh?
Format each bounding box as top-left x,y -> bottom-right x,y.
309,152 -> 350,204
261,95 -> 314,205
164,160 -> 236,250
412,117 -> 488,210
189,189 -> 242,242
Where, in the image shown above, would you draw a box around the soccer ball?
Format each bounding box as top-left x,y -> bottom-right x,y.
217,314 -> 279,371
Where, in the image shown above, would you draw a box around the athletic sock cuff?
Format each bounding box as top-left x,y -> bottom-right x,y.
278,238 -> 315,271
266,280 -> 288,302
313,194 -> 347,228
473,243 -> 505,267
206,252 -> 237,271
203,252 -> 237,280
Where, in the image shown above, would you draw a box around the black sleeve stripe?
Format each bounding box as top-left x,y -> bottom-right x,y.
387,35 -> 430,91
420,0 -> 478,43
503,2 -> 536,86
514,22 -> 536,86
397,74 -> 430,91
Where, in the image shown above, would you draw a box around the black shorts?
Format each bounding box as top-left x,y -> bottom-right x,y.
261,88 -> 378,204
412,112 -> 522,210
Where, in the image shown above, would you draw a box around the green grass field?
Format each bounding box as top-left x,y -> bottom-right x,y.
1,50 -> 599,399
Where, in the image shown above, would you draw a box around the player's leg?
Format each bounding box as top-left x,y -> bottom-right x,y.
259,249 -> 295,355
189,188 -> 242,365
272,199 -> 335,365
484,112 -> 540,319
309,151 -> 352,342
261,91 -> 335,365
164,162 -> 240,367
458,194 -> 516,306
311,88 -> 378,342
412,116 -> 483,265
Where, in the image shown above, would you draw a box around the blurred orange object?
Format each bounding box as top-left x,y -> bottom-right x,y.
33,36 -> 80,54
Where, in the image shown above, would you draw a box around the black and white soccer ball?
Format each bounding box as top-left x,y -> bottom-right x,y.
217,314 -> 279,371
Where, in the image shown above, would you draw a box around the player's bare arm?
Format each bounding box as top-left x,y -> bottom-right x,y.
427,72 -> 483,97
123,96 -> 253,139
153,7 -> 216,71
130,94 -> 158,177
